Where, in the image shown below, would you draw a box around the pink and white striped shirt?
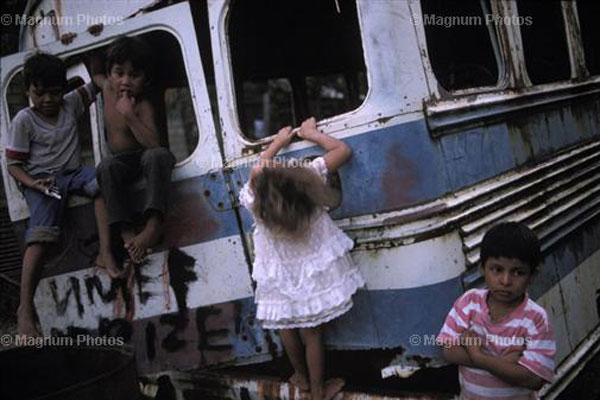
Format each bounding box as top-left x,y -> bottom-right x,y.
437,289 -> 555,400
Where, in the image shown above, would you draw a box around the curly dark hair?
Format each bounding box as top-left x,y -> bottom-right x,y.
23,52 -> 67,89
252,166 -> 337,236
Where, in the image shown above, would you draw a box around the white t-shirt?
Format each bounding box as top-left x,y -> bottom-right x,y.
5,82 -> 97,176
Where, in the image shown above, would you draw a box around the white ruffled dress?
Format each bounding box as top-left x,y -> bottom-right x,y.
239,157 -> 365,329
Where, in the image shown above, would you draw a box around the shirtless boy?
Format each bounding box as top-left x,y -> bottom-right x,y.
90,36 -> 174,264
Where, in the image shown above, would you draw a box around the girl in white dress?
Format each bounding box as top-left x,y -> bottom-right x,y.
239,117 -> 364,400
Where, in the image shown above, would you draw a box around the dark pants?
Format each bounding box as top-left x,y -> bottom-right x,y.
96,148 -> 175,226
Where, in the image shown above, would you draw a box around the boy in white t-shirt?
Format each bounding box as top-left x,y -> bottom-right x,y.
6,53 -> 116,336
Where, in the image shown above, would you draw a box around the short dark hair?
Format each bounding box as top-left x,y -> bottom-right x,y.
23,52 -> 67,89
105,36 -> 154,81
480,222 -> 541,273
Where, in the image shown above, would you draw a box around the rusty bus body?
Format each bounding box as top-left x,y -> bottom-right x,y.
1,0 -> 599,398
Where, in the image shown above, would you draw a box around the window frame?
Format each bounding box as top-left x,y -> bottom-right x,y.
0,2 -> 220,222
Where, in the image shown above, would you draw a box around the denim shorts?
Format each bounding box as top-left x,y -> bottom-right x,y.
22,167 -> 99,245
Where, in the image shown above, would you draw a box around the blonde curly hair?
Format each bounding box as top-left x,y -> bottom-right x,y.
251,165 -> 337,236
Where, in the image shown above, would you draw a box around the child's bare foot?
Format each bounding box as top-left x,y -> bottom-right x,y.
95,250 -> 122,279
124,223 -> 160,263
17,306 -> 42,337
315,378 -> 344,400
289,372 -> 310,395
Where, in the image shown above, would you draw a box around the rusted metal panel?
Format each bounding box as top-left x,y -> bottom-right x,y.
19,0 -> 162,49
555,249 -> 600,353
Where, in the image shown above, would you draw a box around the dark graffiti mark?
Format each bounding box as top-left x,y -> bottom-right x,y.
84,275 -> 134,314
152,248 -> 198,353
196,307 -> 232,353
49,319 -> 133,344
167,248 -> 198,313
49,277 -> 83,316
160,312 -> 189,352
98,317 -> 133,342
72,277 -> 84,317
134,265 -> 155,305
146,322 -> 157,361
50,325 -> 92,337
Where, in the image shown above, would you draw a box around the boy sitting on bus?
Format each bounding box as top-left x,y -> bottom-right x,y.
437,222 -> 555,400
89,36 -> 174,264
6,53 -> 115,335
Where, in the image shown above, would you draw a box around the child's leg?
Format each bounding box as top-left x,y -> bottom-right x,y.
301,326 -> 345,400
64,168 -> 123,278
17,243 -> 46,336
125,210 -> 162,263
18,185 -> 62,336
93,196 -> 122,278
280,329 -> 310,391
126,148 -> 174,263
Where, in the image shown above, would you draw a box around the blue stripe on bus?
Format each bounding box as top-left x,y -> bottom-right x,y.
237,101 -> 598,223
33,103 -> 599,276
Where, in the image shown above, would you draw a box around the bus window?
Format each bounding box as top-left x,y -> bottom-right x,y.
164,87 -> 199,161
420,0 -> 500,92
140,30 -> 199,163
228,0 -> 367,140
242,78 -> 293,139
306,72 -> 367,123
87,31 -> 200,164
576,1 -> 600,76
5,73 -> 94,168
517,0 -> 571,85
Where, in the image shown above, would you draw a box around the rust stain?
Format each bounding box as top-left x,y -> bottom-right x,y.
125,265 -> 135,321
162,181 -> 220,248
381,145 -> 419,210
162,251 -> 171,311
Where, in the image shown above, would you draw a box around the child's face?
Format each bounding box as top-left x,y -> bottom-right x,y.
27,83 -> 64,117
481,257 -> 533,306
108,60 -> 147,98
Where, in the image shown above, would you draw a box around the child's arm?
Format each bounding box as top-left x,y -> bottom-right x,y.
117,95 -> 161,148
260,126 -> 294,162
249,126 -> 294,181
442,345 -> 476,367
298,117 -> 351,172
7,165 -> 54,192
464,331 -> 545,390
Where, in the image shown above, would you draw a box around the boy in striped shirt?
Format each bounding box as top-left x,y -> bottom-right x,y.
437,222 -> 555,400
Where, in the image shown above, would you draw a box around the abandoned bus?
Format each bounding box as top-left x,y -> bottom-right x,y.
1,0 -> 599,398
